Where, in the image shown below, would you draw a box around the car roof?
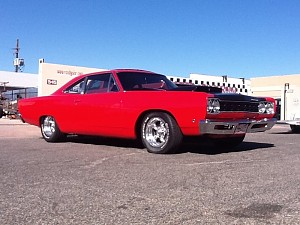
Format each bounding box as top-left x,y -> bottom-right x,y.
112,69 -> 155,74
85,69 -> 157,76
73,69 -> 157,80
53,69 -> 160,94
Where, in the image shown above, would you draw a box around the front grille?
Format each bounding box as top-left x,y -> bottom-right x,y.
220,101 -> 258,112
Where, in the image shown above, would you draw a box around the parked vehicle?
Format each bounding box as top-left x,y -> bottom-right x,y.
283,87 -> 300,133
0,94 -> 19,119
18,69 -> 277,153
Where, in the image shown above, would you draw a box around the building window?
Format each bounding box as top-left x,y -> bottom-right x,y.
195,80 -> 198,84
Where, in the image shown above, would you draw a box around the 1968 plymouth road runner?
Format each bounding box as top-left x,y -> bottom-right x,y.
18,69 -> 277,154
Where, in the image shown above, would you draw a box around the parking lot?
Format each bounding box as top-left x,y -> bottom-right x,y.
0,119 -> 299,224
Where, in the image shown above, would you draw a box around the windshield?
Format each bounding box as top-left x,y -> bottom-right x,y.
117,72 -> 177,91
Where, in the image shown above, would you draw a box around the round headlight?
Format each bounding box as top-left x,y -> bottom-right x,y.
207,98 -> 220,114
212,99 -> 220,113
258,102 -> 266,114
265,102 -> 274,114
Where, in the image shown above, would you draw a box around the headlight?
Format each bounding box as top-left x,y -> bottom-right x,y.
258,101 -> 275,114
258,102 -> 266,114
207,98 -> 220,114
265,102 -> 275,114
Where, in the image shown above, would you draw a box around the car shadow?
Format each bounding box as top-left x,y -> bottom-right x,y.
64,135 -> 144,149
178,141 -> 275,155
62,135 -> 275,155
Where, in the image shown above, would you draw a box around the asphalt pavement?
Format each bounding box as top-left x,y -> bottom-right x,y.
0,119 -> 299,224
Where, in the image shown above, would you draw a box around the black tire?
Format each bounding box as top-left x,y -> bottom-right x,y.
141,112 -> 183,154
212,135 -> 245,149
0,106 -> 3,118
290,125 -> 300,133
40,116 -> 63,142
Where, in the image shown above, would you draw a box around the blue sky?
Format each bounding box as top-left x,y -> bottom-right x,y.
1,0 -> 300,78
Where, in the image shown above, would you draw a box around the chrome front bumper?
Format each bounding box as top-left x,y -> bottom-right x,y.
200,118 -> 277,135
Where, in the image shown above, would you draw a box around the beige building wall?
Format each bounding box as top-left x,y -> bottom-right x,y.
251,74 -> 300,120
251,74 -> 300,97
38,59 -> 107,96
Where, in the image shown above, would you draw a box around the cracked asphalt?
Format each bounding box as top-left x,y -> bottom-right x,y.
0,119 -> 299,224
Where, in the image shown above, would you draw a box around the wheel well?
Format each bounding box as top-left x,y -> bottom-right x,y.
39,115 -> 54,126
39,115 -> 46,126
134,110 -> 178,139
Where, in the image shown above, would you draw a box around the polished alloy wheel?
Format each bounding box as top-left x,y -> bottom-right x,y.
141,112 -> 183,154
144,117 -> 169,148
42,116 -> 56,138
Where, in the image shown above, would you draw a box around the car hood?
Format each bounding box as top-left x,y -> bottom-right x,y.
171,85 -> 267,101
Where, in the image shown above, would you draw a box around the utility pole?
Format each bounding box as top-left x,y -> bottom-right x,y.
15,39 -> 19,72
13,39 -> 24,72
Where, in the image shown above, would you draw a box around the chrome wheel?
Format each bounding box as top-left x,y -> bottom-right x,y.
42,116 -> 56,138
40,116 -> 63,142
144,117 -> 170,148
141,112 -> 183,154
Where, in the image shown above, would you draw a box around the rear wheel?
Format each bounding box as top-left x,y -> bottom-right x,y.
290,125 -> 300,133
212,134 -> 245,149
141,112 -> 183,154
41,116 -> 63,142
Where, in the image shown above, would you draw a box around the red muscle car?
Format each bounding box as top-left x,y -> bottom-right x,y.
18,69 -> 277,154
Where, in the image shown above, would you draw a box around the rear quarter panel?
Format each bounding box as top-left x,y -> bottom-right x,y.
18,96 -> 55,127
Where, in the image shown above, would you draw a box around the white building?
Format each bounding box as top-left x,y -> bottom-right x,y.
168,74 -> 250,94
0,71 -> 38,100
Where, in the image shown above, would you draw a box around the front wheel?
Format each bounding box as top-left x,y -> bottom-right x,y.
41,116 -> 63,142
141,112 -> 183,154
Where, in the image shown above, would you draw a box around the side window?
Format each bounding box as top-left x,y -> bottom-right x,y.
85,73 -> 118,94
64,78 -> 86,94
